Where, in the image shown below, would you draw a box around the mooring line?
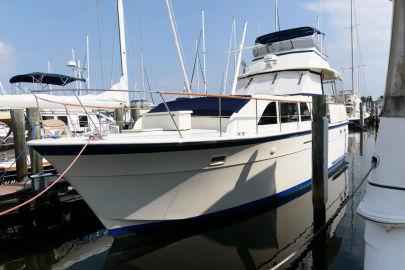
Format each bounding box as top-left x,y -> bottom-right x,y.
261,161 -> 376,270
0,140 -> 90,217
0,146 -> 29,184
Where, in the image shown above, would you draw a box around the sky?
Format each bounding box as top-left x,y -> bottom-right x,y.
0,0 -> 393,99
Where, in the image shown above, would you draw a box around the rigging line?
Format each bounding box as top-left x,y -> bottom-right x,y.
197,43 -> 207,90
143,64 -> 155,104
190,30 -> 203,89
95,0 -> 105,89
110,16 -> 118,88
222,18 -> 235,95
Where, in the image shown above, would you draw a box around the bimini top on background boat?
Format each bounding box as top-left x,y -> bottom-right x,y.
1,72 -> 127,110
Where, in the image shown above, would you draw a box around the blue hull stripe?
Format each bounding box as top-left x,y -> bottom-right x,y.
109,156 -> 346,237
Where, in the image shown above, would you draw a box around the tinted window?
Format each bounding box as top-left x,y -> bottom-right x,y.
78,115 -> 88,127
57,116 -> 68,125
280,103 -> 298,123
300,103 -> 311,121
42,116 -> 54,120
258,102 -> 277,125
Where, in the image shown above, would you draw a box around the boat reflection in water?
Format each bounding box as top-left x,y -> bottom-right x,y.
48,166 -> 348,270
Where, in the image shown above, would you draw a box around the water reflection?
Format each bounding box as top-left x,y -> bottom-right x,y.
0,132 -> 375,270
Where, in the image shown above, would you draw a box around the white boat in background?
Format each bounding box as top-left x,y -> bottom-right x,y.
336,91 -> 370,127
1,72 -> 128,134
29,24 -> 348,237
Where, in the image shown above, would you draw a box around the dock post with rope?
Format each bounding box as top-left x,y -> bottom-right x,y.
311,94 -> 328,269
27,107 -> 45,191
26,108 -> 43,175
10,109 -> 27,182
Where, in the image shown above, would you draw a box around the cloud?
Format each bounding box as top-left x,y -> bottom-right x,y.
0,41 -> 15,77
302,0 -> 392,98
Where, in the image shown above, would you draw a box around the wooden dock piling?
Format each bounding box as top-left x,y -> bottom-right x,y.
10,109 -> 27,182
360,102 -> 364,128
311,95 -> 328,268
26,108 -> 43,175
114,108 -> 124,133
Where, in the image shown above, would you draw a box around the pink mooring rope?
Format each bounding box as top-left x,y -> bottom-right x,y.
0,140 -> 90,217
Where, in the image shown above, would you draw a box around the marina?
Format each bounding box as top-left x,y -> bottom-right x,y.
0,0 -> 397,269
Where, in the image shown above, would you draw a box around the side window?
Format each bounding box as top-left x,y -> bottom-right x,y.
280,103 -> 298,123
258,102 -> 277,125
300,103 -> 311,121
42,116 -> 54,120
78,115 -> 88,127
57,116 -> 69,125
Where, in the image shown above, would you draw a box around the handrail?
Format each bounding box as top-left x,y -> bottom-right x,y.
27,88 -> 329,140
159,92 -> 183,138
30,88 -> 313,104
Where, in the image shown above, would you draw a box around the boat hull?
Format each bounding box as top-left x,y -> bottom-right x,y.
34,123 -> 348,237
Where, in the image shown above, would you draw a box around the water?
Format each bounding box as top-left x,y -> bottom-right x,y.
0,131 -> 376,270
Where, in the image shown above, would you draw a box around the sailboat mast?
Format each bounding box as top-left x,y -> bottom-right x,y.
117,0 -> 129,91
164,0 -> 191,93
231,21 -> 248,96
350,0 -> 355,94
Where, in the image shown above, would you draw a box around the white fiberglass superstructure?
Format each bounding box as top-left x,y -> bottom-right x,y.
29,26 -> 348,237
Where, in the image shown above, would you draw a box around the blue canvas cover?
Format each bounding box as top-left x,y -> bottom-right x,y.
255,26 -> 322,45
150,97 -> 249,117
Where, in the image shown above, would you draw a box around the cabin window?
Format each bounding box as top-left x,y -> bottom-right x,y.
42,116 -> 54,120
258,102 -> 277,125
57,116 -> 68,125
78,115 -> 88,127
300,103 -> 311,121
280,103 -> 298,123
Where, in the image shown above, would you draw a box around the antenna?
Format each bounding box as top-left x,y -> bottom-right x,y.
201,10 -> 207,94
164,0 -> 191,93
274,0 -> 280,31
231,21 -> 248,96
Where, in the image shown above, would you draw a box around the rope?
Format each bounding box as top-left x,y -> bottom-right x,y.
0,139 -> 90,217
259,162 -> 376,270
0,146 -> 28,184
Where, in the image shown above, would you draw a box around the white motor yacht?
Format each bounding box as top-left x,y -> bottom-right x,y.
29,26 -> 348,237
